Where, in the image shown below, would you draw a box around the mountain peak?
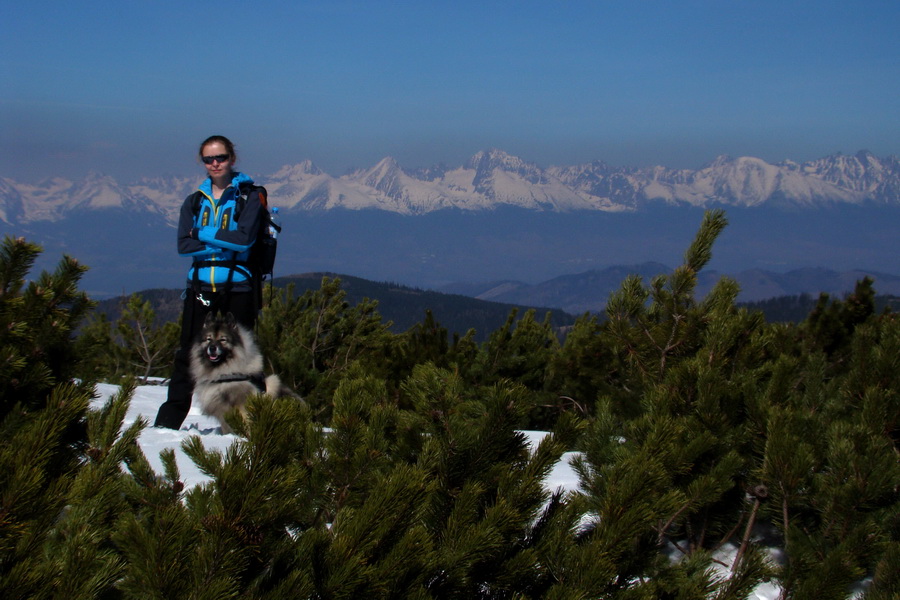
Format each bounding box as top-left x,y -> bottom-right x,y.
705,155 -> 737,168
272,160 -> 323,179
82,171 -> 118,185
348,157 -> 408,198
373,156 -> 402,172
466,149 -> 533,172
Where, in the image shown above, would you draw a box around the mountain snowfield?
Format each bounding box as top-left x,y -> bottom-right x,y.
2,149 -> 898,224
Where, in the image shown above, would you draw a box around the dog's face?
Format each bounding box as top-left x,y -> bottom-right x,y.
202,329 -> 232,364
197,313 -> 243,367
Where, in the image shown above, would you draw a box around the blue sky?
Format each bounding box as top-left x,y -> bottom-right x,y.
2,0 -> 898,181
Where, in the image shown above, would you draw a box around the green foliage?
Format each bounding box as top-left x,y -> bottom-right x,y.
383,309 -> 469,390
71,311 -> 116,383
755,312 -> 900,598
475,308 -> 560,389
115,293 -> 180,382
546,312 -> 613,417
802,277 -> 877,368
256,277 -> 392,417
0,236 -> 95,414
0,237 -> 151,599
399,364 -> 583,598
5,209 -> 900,600
269,273 -> 577,341
103,366 -> 584,599
552,210 -> 897,597
73,292 -> 179,383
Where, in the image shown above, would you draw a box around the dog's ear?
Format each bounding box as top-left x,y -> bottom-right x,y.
225,312 -> 237,328
204,311 -> 217,327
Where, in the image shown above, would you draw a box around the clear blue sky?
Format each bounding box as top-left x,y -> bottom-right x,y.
2,0 -> 898,181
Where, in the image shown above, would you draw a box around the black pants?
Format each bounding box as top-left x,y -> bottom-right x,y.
154,289 -> 258,429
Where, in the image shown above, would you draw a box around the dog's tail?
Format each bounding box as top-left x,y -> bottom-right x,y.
264,375 -> 304,402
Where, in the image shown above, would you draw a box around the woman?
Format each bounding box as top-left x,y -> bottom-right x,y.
154,135 -> 266,430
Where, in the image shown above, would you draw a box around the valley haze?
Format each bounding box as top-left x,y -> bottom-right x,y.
2,149 -> 899,306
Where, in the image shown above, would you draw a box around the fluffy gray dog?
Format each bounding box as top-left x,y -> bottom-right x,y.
190,312 -> 300,433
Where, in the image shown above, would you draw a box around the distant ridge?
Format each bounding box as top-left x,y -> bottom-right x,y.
92,273 -> 578,342
93,269 -> 900,342
440,263 -> 900,314
2,149 -> 899,224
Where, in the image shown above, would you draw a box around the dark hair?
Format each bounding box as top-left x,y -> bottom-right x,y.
198,135 -> 237,162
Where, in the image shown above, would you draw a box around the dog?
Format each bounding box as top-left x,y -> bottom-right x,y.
190,311 -> 300,433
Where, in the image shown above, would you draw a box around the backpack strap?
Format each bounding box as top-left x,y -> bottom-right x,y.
190,191 -> 204,293
190,190 -> 203,215
236,182 -> 268,213
235,182 -> 271,310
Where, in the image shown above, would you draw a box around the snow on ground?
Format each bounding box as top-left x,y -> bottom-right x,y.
93,383 -> 236,486
91,383 -> 584,493
92,383 -> 781,600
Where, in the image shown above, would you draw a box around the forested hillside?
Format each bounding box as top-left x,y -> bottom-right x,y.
2,212 -> 898,599
91,273 -> 577,342
741,293 -> 900,324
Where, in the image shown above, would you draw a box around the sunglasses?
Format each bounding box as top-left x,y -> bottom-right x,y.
202,154 -> 231,165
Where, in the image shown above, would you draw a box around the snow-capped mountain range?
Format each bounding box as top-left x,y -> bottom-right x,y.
2,149 -> 898,225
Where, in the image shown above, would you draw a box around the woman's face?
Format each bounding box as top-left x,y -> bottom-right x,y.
200,141 -> 235,181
